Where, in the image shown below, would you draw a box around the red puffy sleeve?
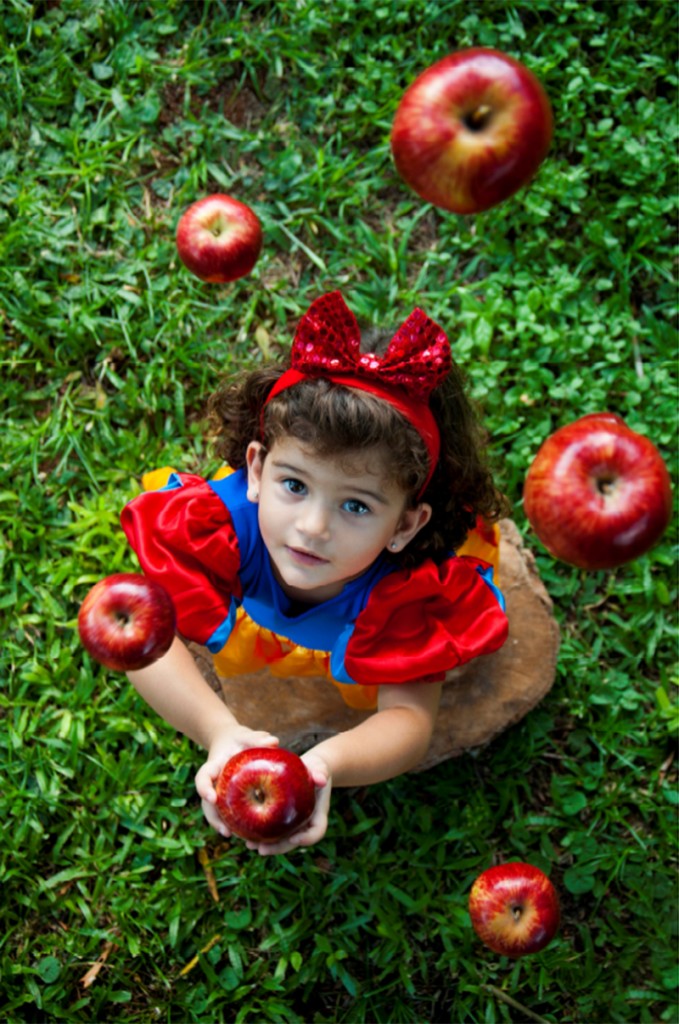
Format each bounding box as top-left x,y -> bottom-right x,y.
344,556 -> 508,686
120,474 -> 242,647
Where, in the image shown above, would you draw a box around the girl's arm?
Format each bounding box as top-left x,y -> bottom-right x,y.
126,635 -> 279,835
247,681 -> 442,856
127,635 -> 241,748
310,681 -> 442,785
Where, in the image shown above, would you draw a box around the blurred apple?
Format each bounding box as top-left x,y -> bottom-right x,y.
176,194 -> 262,282
390,47 -> 552,214
524,413 -> 672,570
469,862 -> 560,957
78,573 -> 176,671
216,747 -> 315,844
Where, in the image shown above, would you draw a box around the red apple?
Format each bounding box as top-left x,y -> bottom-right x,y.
390,48 -> 553,214
175,194 -> 262,282
469,862 -> 560,957
215,747 -> 315,844
78,573 -> 176,671
524,413 -> 672,570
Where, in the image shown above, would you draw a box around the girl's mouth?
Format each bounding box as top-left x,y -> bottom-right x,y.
287,546 -> 329,566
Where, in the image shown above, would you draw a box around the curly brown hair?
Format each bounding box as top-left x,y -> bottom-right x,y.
208,327 -> 510,566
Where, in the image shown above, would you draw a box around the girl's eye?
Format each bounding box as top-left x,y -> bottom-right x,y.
282,478 -> 307,495
343,499 -> 371,516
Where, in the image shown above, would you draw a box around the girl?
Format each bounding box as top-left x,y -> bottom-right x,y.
121,291 -> 510,855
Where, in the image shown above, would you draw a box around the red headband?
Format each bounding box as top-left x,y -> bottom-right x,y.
264,292 -> 451,497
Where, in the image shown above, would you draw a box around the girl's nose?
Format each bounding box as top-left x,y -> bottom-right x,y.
298,500 -> 331,540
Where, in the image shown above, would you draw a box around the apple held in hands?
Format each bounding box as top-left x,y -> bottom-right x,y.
469,862 -> 560,958
78,573 -> 176,672
390,47 -> 553,214
176,194 -> 262,283
524,413 -> 672,570
216,747 -> 315,844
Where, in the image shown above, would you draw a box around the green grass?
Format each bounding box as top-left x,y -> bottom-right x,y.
1,0 -> 677,1020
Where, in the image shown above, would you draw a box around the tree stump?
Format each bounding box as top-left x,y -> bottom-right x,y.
188,520 -> 559,771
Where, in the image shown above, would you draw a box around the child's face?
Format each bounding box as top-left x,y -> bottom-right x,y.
246,437 -> 431,604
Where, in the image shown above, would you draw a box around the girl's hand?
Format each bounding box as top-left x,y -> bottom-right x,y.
195,726 -> 279,837
244,752 -> 332,857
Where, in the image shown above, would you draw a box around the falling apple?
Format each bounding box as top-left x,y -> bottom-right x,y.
175,193 -> 263,283
524,413 -> 672,570
390,47 -> 553,214
78,573 -> 176,672
469,862 -> 560,957
216,747 -> 316,844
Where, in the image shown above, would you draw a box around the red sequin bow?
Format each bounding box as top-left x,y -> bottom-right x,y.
264,292 -> 452,496
291,291 -> 451,399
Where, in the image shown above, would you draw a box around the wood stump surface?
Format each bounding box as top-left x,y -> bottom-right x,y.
189,520 -> 560,771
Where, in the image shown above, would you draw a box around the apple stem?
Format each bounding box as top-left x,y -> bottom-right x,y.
209,216 -> 227,238
596,477 -> 615,496
481,984 -> 550,1024
464,105 -> 493,131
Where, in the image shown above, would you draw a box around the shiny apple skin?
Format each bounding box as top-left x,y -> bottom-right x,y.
524,413 -> 672,570
391,48 -> 553,214
469,862 -> 560,958
175,194 -> 262,283
216,747 -> 315,844
78,573 -> 176,672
